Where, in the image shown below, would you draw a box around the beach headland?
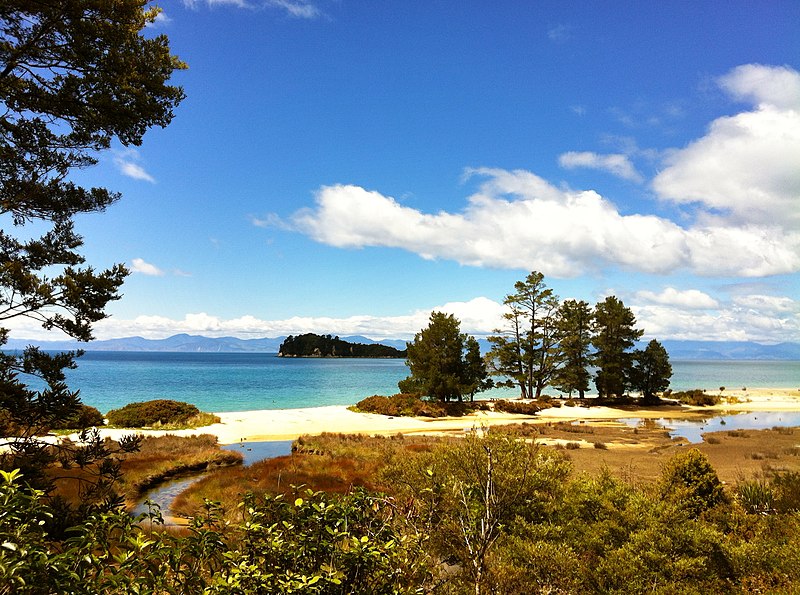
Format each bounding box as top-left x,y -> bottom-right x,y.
77,387 -> 800,445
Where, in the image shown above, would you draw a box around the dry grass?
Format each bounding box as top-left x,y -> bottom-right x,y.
46,434 -> 241,508
172,433 -> 444,519
557,424 -> 800,484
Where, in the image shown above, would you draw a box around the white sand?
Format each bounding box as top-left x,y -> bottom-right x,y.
64,387 -> 800,445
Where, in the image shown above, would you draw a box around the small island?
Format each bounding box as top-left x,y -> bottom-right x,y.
278,333 -> 407,358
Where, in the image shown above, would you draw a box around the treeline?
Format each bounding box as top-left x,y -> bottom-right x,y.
401,271 -> 672,403
278,333 -> 407,358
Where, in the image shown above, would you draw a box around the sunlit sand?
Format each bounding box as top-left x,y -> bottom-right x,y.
74,387 -> 800,445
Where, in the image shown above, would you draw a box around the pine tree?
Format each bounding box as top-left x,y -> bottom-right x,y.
630,339 -> 672,403
553,299 -> 593,398
488,271 -> 560,399
591,296 -> 643,398
399,312 -> 489,402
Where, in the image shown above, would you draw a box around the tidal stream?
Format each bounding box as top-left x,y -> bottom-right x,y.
131,440 -> 293,518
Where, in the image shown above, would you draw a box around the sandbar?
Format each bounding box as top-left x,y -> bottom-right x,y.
71,387 -> 800,445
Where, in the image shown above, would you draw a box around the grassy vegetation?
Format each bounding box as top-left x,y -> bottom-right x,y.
118,434 -> 241,502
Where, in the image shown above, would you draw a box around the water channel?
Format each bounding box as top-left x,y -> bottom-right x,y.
131,440 -> 293,518
634,410 -> 800,443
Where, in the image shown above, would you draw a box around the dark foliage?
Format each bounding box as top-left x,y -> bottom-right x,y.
279,333 -> 406,358
492,399 -> 544,415
49,404 -> 105,430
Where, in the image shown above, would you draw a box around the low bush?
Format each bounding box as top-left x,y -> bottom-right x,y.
106,399 -> 200,428
673,389 -> 721,406
493,399 -> 542,415
354,394 -> 452,417
353,393 -> 487,418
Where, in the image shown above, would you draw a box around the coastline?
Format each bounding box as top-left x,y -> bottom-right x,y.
76,387 -> 800,445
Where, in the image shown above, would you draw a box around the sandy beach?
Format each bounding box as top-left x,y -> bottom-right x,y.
78,387 -> 800,445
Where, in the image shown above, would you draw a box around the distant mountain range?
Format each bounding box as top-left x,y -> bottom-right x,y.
3,334 -> 799,360
3,333 -> 409,354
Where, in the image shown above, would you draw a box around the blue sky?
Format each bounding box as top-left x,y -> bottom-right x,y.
15,0 -> 800,343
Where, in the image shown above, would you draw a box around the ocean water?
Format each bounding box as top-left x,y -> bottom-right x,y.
55,352 -> 800,414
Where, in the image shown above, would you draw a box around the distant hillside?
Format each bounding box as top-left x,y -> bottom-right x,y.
656,340 -> 800,361
3,333 -> 286,353
4,334 -> 798,360
278,333 -> 407,358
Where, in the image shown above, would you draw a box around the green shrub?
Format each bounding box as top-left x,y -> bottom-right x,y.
106,399 -> 200,428
771,471 -> 800,513
659,448 -> 726,517
673,389 -> 721,406
493,399 -> 542,415
354,393 -> 451,417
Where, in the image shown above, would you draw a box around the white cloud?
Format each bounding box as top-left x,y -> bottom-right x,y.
113,149 -> 156,183
182,0 -> 321,17
632,292 -> 800,343
635,288 -> 719,309
130,258 -> 165,277
3,295 -> 795,344
82,297 -> 507,341
718,64 -> 800,110
732,294 -> 798,315
653,64 -> 800,227
547,24 -> 573,43
287,168 -> 800,278
183,0 -> 252,8
266,0 -> 321,18
558,151 -> 644,182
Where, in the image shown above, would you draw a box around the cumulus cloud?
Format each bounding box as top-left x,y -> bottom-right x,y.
130,258 -> 165,276
11,290 -> 796,344
635,287 -> 719,309
3,292 -> 795,344
732,294 -> 798,314
83,297 -> 507,341
113,149 -> 156,183
718,64 -> 800,110
288,168 -> 800,278
653,64 -> 800,227
559,151 -> 644,182
632,292 -> 799,342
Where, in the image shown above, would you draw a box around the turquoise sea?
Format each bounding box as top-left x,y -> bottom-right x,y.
58,352 -> 800,414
